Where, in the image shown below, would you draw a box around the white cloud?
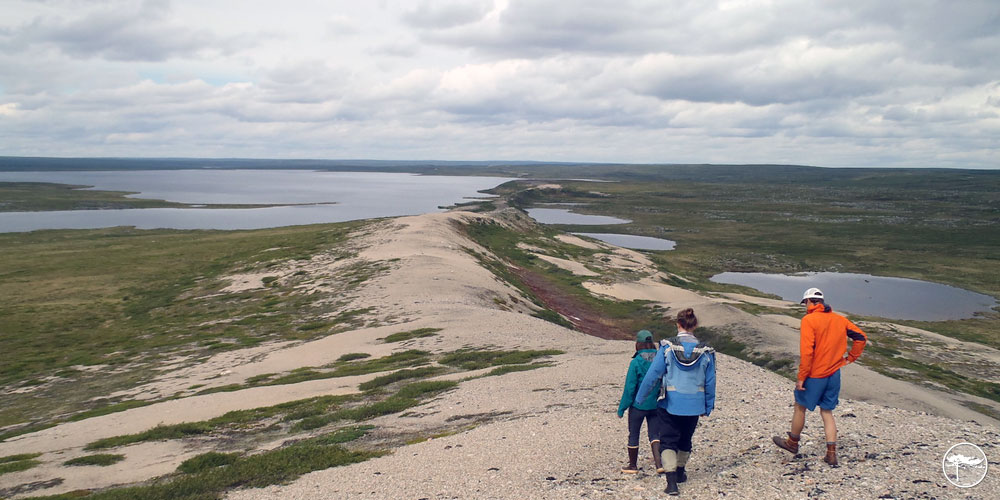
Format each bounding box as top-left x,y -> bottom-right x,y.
326,14 -> 362,36
402,0 -> 493,29
8,0 -> 252,62
0,0 -> 997,168
0,102 -> 21,116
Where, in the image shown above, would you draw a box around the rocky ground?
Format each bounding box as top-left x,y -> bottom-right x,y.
226,342 -> 1000,500
2,210 -> 998,499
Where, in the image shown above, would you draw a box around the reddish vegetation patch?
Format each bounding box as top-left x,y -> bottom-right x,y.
511,266 -> 632,340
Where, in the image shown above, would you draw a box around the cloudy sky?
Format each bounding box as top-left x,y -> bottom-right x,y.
1,0 -> 998,168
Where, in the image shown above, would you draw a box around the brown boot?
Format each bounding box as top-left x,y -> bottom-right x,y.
823,442 -> 838,466
772,432 -> 800,454
622,446 -> 639,474
651,441 -> 664,473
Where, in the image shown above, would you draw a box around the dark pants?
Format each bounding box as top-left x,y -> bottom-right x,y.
656,408 -> 700,452
627,407 -> 660,447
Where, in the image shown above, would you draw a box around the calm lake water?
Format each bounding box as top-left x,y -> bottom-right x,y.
0,170 -> 511,232
526,208 -> 631,225
573,233 -> 676,251
710,271 -> 997,321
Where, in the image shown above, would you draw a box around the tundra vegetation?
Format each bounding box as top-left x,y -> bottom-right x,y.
0,181 -> 315,211
486,165 -> 1000,413
0,164 -> 998,497
0,220 -> 377,439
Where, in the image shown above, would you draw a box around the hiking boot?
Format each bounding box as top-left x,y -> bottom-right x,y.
772,432 -> 800,454
823,443 -> 838,467
651,441 -> 664,474
676,451 -> 690,482
665,471 -> 679,496
621,447 -> 639,474
676,466 -> 687,483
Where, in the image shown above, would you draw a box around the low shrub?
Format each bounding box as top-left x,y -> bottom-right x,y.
64,454 -> 125,467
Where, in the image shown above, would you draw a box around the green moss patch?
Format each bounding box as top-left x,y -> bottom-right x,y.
337,352 -> 371,362
439,349 -> 563,370
358,366 -> 446,391
64,454 -> 125,467
0,452 -> 42,475
176,452 -> 239,474
382,328 -> 441,343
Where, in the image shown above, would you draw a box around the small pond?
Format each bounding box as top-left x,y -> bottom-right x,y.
526,208 -> 630,225
574,233 -> 676,251
709,271 -> 997,321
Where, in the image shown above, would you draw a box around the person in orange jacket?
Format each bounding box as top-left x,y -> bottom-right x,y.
772,288 -> 867,466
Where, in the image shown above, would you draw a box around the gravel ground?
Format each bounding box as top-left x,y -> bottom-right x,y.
228,346 -> 1000,500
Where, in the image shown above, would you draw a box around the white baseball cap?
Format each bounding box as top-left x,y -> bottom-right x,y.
800,287 -> 824,304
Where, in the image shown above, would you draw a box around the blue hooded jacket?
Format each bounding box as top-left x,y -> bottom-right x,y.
635,333 -> 716,417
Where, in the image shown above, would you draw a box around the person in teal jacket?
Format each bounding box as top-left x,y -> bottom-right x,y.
617,329 -> 663,474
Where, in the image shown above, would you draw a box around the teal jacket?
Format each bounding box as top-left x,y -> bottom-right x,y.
617,348 -> 660,416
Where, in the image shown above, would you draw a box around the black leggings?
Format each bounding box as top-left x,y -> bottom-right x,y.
627,407 -> 660,447
656,408 -> 700,452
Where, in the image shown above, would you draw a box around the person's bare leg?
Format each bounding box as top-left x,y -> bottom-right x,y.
820,409 -> 838,466
792,404 -> 806,436
773,404 -> 806,454
819,409 -> 837,442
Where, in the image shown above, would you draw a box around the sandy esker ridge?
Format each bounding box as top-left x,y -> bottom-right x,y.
1,210 -> 998,499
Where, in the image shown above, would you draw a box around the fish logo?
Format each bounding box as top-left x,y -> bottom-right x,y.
942,442 -> 988,488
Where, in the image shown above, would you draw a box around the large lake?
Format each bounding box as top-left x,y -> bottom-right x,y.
0,170 -> 511,232
710,271 -> 997,321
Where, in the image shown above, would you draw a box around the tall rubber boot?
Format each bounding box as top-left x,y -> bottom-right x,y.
676,451 -> 690,483
651,440 -> 664,473
621,446 -> 639,474
665,471 -> 679,496
772,432 -> 800,454
823,442 -> 838,466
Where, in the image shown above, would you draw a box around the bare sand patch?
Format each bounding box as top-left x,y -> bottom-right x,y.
532,253 -> 600,277
555,234 -> 602,250
3,441 -> 199,498
220,272 -> 276,293
0,374 -> 376,457
516,242 -> 546,253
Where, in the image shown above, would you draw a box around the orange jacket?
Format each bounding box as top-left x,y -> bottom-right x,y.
798,302 -> 867,381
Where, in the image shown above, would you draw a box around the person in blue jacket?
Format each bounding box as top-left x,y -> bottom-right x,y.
635,308 -> 716,496
617,329 -> 663,474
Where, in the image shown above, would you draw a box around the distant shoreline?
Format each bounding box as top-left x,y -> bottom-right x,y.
4,155 -> 998,173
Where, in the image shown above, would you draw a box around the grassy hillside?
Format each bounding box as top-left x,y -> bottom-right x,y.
0,221 -> 371,431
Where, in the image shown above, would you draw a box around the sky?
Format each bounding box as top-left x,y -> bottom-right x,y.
0,0 -> 998,168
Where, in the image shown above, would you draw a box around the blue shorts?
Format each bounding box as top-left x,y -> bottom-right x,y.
794,370 -> 841,411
